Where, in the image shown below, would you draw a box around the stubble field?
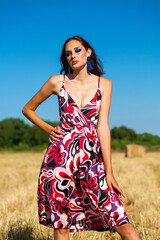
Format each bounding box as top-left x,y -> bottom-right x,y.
0,151 -> 159,240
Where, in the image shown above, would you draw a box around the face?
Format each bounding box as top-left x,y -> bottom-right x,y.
65,40 -> 91,71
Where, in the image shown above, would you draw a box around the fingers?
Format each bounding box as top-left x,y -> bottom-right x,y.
54,126 -> 65,135
49,126 -> 65,143
107,176 -> 126,198
116,186 -> 126,198
107,182 -> 114,193
49,136 -> 54,143
112,185 -> 126,198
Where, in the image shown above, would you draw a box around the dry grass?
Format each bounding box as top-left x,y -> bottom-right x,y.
0,151 -> 160,240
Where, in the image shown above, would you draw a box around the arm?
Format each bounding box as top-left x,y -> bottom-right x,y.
22,75 -> 62,135
97,78 -> 113,174
97,78 -> 126,198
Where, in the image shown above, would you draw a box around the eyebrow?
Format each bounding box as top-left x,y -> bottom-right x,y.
65,46 -> 81,52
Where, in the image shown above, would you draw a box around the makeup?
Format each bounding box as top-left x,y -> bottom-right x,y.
75,48 -> 82,53
66,47 -> 82,57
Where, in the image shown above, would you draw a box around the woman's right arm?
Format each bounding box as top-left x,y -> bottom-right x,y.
22,75 -> 62,135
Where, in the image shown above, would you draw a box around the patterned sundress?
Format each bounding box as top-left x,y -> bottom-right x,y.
37,74 -> 131,233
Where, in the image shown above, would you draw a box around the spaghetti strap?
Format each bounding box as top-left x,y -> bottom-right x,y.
98,77 -> 100,89
63,74 -> 65,83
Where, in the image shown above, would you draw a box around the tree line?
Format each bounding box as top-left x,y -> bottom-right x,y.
0,118 -> 160,151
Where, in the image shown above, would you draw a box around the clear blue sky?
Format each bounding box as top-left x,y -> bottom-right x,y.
1,0 -> 160,136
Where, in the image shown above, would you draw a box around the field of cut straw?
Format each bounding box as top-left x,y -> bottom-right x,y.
0,151 -> 160,240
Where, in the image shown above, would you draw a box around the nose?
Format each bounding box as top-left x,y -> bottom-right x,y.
71,52 -> 76,59
71,55 -> 76,60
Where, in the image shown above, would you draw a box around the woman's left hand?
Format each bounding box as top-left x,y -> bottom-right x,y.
106,172 -> 126,199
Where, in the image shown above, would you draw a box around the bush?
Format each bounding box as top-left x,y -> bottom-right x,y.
0,119 -> 160,151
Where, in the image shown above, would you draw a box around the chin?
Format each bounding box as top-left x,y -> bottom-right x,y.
72,64 -> 85,72
72,67 -> 80,70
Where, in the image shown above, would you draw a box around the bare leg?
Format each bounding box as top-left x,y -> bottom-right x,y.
113,223 -> 141,240
54,228 -> 70,240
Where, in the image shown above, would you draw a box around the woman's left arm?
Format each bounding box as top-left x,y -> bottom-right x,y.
97,78 -> 126,198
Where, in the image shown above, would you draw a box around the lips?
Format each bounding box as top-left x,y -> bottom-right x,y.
72,60 -> 79,64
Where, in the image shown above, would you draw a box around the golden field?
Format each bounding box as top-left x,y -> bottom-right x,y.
0,151 -> 159,240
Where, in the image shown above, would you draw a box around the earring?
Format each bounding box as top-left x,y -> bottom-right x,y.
87,56 -> 94,71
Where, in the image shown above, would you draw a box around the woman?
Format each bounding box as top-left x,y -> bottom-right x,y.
22,36 -> 141,240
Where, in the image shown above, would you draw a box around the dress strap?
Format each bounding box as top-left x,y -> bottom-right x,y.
63,74 -> 65,83
98,77 -> 100,89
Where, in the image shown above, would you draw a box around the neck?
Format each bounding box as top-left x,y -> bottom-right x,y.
71,66 -> 91,84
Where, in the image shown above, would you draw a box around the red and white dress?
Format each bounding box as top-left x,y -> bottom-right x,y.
37,75 -> 131,232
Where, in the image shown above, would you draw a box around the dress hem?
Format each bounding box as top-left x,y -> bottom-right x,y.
38,219 -> 131,233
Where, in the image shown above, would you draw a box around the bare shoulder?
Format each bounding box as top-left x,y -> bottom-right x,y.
45,74 -> 64,95
47,74 -> 63,85
100,76 -> 113,95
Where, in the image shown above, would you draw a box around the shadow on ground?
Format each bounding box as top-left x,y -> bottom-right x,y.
0,220 -> 52,240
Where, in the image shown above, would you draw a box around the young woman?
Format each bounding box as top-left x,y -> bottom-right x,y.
22,36 -> 141,240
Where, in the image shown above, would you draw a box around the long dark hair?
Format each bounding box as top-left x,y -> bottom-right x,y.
60,35 -> 105,76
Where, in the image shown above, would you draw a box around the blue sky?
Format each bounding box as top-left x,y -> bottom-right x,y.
1,0 -> 160,136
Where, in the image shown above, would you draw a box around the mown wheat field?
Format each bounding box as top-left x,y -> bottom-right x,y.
0,151 -> 159,240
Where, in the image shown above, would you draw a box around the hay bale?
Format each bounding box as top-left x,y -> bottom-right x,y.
125,144 -> 146,158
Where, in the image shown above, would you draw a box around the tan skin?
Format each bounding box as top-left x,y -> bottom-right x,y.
22,40 -> 141,240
